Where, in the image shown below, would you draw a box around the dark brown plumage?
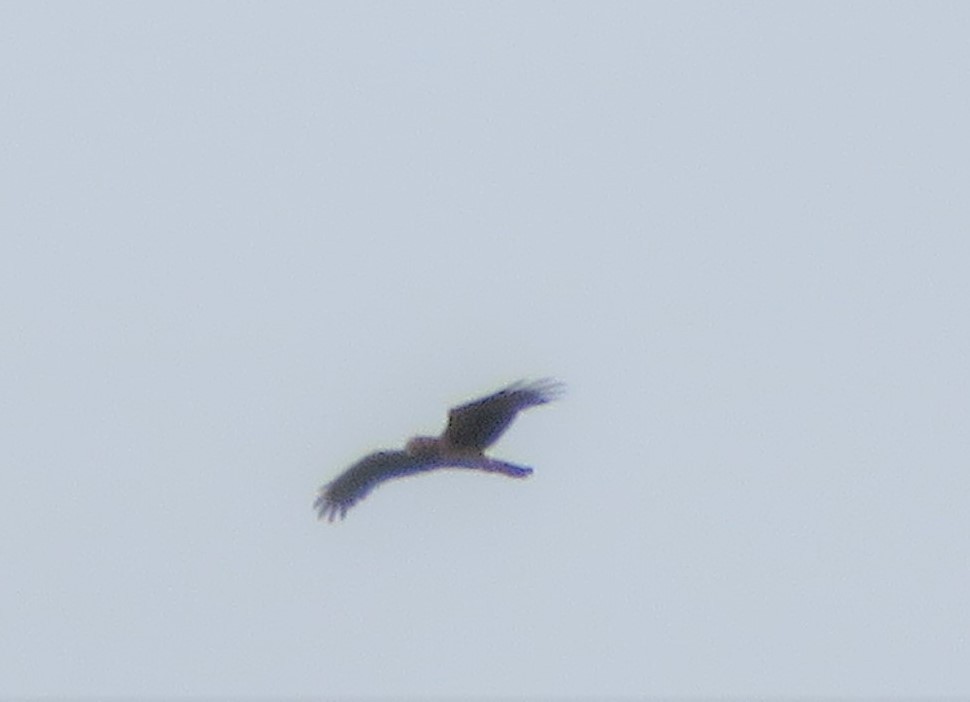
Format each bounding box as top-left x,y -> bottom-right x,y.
444,378 -> 563,450
314,378 -> 562,521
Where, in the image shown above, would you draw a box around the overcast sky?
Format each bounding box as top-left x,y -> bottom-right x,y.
3,2 -> 969,699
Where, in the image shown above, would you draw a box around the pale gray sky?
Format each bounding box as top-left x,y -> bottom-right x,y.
2,2 -> 969,699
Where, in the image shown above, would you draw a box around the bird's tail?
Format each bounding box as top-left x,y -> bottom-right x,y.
451,457 -> 533,478
489,459 -> 533,477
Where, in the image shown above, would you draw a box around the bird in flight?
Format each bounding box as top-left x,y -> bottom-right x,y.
314,378 -> 563,521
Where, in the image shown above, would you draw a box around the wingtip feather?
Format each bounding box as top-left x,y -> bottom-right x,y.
510,377 -> 565,403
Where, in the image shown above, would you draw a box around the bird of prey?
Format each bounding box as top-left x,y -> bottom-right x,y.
314,378 -> 562,521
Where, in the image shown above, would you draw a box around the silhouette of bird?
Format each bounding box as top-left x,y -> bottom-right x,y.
314,378 -> 562,521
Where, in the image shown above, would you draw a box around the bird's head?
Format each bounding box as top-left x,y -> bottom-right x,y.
405,435 -> 441,458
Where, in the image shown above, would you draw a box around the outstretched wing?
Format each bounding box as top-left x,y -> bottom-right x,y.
314,451 -> 440,522
444,378 -> 563,451
314,451 -> 536,521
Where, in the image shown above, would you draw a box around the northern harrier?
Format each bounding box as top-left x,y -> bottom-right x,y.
314,378 -> 562,521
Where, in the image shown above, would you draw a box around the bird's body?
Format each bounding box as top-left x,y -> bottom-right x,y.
314,378 -> 561,521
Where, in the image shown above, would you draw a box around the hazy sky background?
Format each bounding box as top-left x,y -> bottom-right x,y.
3,2 -> 969,698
